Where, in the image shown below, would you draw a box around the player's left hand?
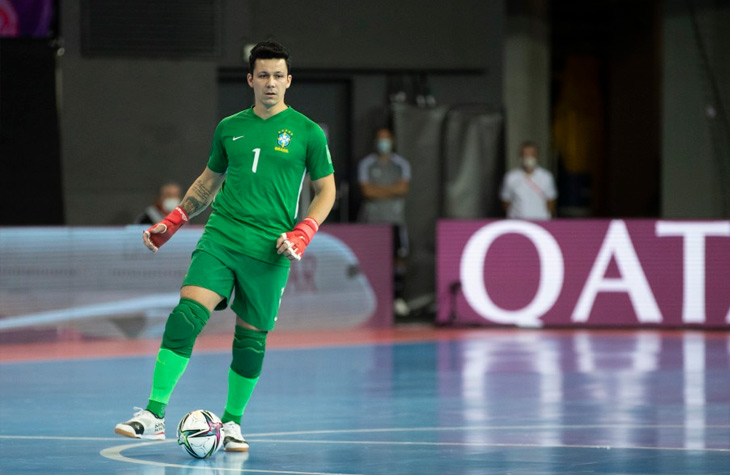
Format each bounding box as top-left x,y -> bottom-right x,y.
143,206 -> 189,253
276,217 -> 319,261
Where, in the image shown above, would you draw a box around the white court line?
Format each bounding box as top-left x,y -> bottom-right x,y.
246,438 -> 730,453
0,435 -> 121,441
98,437 -> 730,475
2,431 -> 727,454
3,424 -> 729,474
3,424 -> 730,441
97,433 -> 730,475
245,424 -> 730,438
100,440 -> 378,475
0,424 -> 730,444
95,424 -> 730,475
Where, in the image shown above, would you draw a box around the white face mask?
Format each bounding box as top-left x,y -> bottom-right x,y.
522,156 -> 538,170
376,139 -> 393,155
162,197 -> 180,213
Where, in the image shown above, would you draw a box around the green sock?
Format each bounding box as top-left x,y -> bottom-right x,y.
222,369 -> 259,424
146,400 -> 166,419
221,410 -> 241,425
147,348 -> 190,418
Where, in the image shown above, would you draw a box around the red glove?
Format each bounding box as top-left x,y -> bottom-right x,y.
143,206 -> 189,252
277,217 -> 319,261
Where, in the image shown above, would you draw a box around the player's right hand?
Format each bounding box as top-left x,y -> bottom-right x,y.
143,206 -> 189,253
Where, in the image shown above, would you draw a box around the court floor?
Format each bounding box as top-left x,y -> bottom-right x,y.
0,327 -> 728,474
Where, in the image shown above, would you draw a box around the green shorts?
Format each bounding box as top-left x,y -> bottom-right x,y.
182,236 -> 290,331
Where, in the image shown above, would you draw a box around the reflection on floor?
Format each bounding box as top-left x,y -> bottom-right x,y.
1,327 -> 728,474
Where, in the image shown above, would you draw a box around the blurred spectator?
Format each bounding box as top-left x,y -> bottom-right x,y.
135,182 -> 183,225
500,141 -> 557,219
358,128 -> 411,315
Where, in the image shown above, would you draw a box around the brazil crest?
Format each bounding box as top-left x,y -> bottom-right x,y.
276,129 -> 293,153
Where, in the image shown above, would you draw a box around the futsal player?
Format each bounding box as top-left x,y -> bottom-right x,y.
114,41 -> 336,452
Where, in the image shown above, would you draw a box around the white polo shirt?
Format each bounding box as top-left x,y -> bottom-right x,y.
500,167 -> 557,219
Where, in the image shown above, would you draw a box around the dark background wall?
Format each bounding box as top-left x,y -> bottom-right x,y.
605,1 -> 661,218
59,0 -> 218,225
53,0 -> 502,225
2,0 -> 728,225
0,38 -> 63,224
225,0 -> 499,70
551,0 -> 661,218
662,0 -> 730,218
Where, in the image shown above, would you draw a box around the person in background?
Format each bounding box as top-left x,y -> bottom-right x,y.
135,182 -> 183,225
358,127 -> 411,316
500,141 -> 557,219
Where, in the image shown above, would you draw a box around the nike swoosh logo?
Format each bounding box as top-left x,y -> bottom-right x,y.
233,136 -> 244,141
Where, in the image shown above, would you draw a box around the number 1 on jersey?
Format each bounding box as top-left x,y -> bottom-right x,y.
252,148 -> 261,173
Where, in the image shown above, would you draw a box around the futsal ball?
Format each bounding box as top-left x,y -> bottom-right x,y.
177,409 -> 223,459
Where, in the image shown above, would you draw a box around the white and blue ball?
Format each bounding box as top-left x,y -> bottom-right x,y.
177,409 -> 223,459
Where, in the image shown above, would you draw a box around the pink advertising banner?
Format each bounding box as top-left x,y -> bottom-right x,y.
437,219 -> 730,328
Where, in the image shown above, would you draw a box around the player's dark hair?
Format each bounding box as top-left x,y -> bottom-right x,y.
248,41 -> 291,74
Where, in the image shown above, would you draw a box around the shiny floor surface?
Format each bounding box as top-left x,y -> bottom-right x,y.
1,328 -> 729,474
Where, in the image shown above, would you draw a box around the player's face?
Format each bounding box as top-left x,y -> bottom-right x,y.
247,59 -> 292,111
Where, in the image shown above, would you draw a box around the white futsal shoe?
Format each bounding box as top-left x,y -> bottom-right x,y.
222,421 -> 249,452
114,408 -> 165,440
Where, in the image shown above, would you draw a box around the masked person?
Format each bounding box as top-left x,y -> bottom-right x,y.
135,182 -> 183,225
358,127 -> 411,315
500,141 -> 557,220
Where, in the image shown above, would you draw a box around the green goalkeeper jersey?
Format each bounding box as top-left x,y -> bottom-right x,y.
203,106 -> 334,267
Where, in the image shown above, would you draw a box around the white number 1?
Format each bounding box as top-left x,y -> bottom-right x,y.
252,148 -> 261,173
